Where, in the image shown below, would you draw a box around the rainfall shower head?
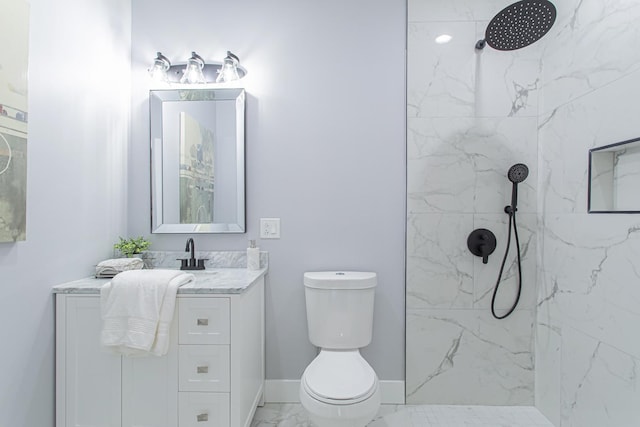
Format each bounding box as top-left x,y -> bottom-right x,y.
508,163 -> 529,183
475,0 -> 557,51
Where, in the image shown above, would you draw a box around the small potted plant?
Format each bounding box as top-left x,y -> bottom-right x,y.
113,236 -> 151,258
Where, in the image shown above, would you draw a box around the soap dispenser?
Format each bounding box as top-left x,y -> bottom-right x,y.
247,240 -> 260,270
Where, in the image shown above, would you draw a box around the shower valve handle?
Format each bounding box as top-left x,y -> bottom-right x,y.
467,229 -> 497,264
479,244 -> 490,264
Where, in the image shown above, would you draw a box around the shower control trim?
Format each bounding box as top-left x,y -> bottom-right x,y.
467,228 -> 497,264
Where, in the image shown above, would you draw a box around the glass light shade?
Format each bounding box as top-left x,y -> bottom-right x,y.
149,52 -> 171,82
180,52 -> 206,84
216,51 -> 240,83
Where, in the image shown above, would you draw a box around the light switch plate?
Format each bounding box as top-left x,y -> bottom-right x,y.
260,218 -> 280,239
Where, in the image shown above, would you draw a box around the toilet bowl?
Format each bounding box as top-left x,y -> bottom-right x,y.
300,349 -> 380,427
300,272 -> 380,427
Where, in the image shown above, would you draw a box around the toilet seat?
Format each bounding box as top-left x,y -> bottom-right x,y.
302,350 -> 377,405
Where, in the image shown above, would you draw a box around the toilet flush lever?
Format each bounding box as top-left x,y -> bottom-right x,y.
467,228 -> 497,264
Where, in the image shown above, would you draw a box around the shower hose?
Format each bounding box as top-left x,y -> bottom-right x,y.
491,210 -> 522,320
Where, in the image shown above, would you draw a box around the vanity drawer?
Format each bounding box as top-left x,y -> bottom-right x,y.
178,392 -> 230,427
179,297 -> 230,345
179,345 -> 230,392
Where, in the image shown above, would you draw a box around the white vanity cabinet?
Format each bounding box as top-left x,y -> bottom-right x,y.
55,275 -> 265,427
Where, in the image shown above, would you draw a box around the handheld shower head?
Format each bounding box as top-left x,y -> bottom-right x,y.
494,164 -> 530,320
508,163 -> 529,183
506,163 -> 528,214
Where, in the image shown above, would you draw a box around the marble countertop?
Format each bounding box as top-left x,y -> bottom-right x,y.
52,267 -> 268,295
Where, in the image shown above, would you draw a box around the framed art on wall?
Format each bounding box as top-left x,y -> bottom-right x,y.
0,0 -> 29,242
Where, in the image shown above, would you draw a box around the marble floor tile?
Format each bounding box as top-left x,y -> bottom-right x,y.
251,404 -> 554,427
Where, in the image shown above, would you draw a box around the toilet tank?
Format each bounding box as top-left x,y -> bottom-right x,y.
303,271 -> 376,349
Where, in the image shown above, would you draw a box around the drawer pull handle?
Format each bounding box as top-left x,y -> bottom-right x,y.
197,318 -> 209,326
197,413 -> 209,422
197,365 -> 209,374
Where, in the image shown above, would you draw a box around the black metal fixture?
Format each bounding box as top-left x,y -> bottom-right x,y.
505,163 -> 529,214
475,0 -> 557,51
467,229 -> 497,264
179,237 -> 206,270
492,163 -> 529,320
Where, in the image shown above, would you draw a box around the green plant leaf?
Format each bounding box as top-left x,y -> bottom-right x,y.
113,236 -> 151,257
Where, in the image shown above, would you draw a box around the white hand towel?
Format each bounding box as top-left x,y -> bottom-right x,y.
100,269 -> 194,356
96,257 -> 144,278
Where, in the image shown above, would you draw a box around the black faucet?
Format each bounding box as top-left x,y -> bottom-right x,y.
180,237 -> 206,270
186,237 -> 195,263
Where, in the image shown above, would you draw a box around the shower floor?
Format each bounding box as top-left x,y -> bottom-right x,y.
251,404 -> 554,427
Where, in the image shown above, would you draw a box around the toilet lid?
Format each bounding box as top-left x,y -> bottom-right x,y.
303,351 -> 377,402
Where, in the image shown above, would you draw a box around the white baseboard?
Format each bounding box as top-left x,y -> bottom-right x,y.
264,380 -> 405,405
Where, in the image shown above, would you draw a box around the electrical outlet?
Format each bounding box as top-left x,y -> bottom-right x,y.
260,218 -> 281,239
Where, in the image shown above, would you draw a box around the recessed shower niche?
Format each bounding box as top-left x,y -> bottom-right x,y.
588,136 -> 640,213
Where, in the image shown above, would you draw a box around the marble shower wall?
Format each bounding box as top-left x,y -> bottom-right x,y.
536,1 -> 640,426
406,0 -> 541,405
407,0 -> 640,421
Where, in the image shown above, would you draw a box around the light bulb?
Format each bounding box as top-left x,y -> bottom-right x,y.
180,52 -> 206,84
216,51 -> 240,83
149,52 -> 171,82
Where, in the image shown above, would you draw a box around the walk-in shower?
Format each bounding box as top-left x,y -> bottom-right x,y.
475,0 -> 557,51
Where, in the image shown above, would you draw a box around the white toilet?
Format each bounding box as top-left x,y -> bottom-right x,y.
300,271 -> 381,427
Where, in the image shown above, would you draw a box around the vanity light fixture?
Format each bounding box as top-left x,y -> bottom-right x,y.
149,50 -> 247,84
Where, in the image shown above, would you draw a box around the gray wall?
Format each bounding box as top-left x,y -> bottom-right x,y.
0,0 -> 131,425
130,0 -> 407,380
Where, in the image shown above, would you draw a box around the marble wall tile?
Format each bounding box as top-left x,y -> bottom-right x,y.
541,0 -> 640,114
141,250 -> 268,269
408,117 -> 538,214
539,69 -> 640,215
407,1 -> 541,408
588,150 -> 615,211
473,213 -> 537,311
474,23 -> 542,119
536,1 -> 640,421
560,327 -> 640,427
612,144 -> 640,211
407,213 -> 474,309
409,0 -> 510,23
406,308 -> 534,405
408,22 -> 476,118
535,321 -> 562,427
402,0 -> 640,423
540,214 -> 640,360
408,20 -> 541,120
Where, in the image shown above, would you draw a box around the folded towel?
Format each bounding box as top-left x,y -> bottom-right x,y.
100,269 -> 194,356
96,257 -> 144,278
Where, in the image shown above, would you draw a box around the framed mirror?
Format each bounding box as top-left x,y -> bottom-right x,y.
150,88 -> 245,233
588,136 -> 640,213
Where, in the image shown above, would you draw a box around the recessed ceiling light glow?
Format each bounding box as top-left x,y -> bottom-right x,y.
435,34 -> 453,44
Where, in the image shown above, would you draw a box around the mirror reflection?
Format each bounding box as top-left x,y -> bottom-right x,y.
588,136 -> 640,213
150,88 -> 245,233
